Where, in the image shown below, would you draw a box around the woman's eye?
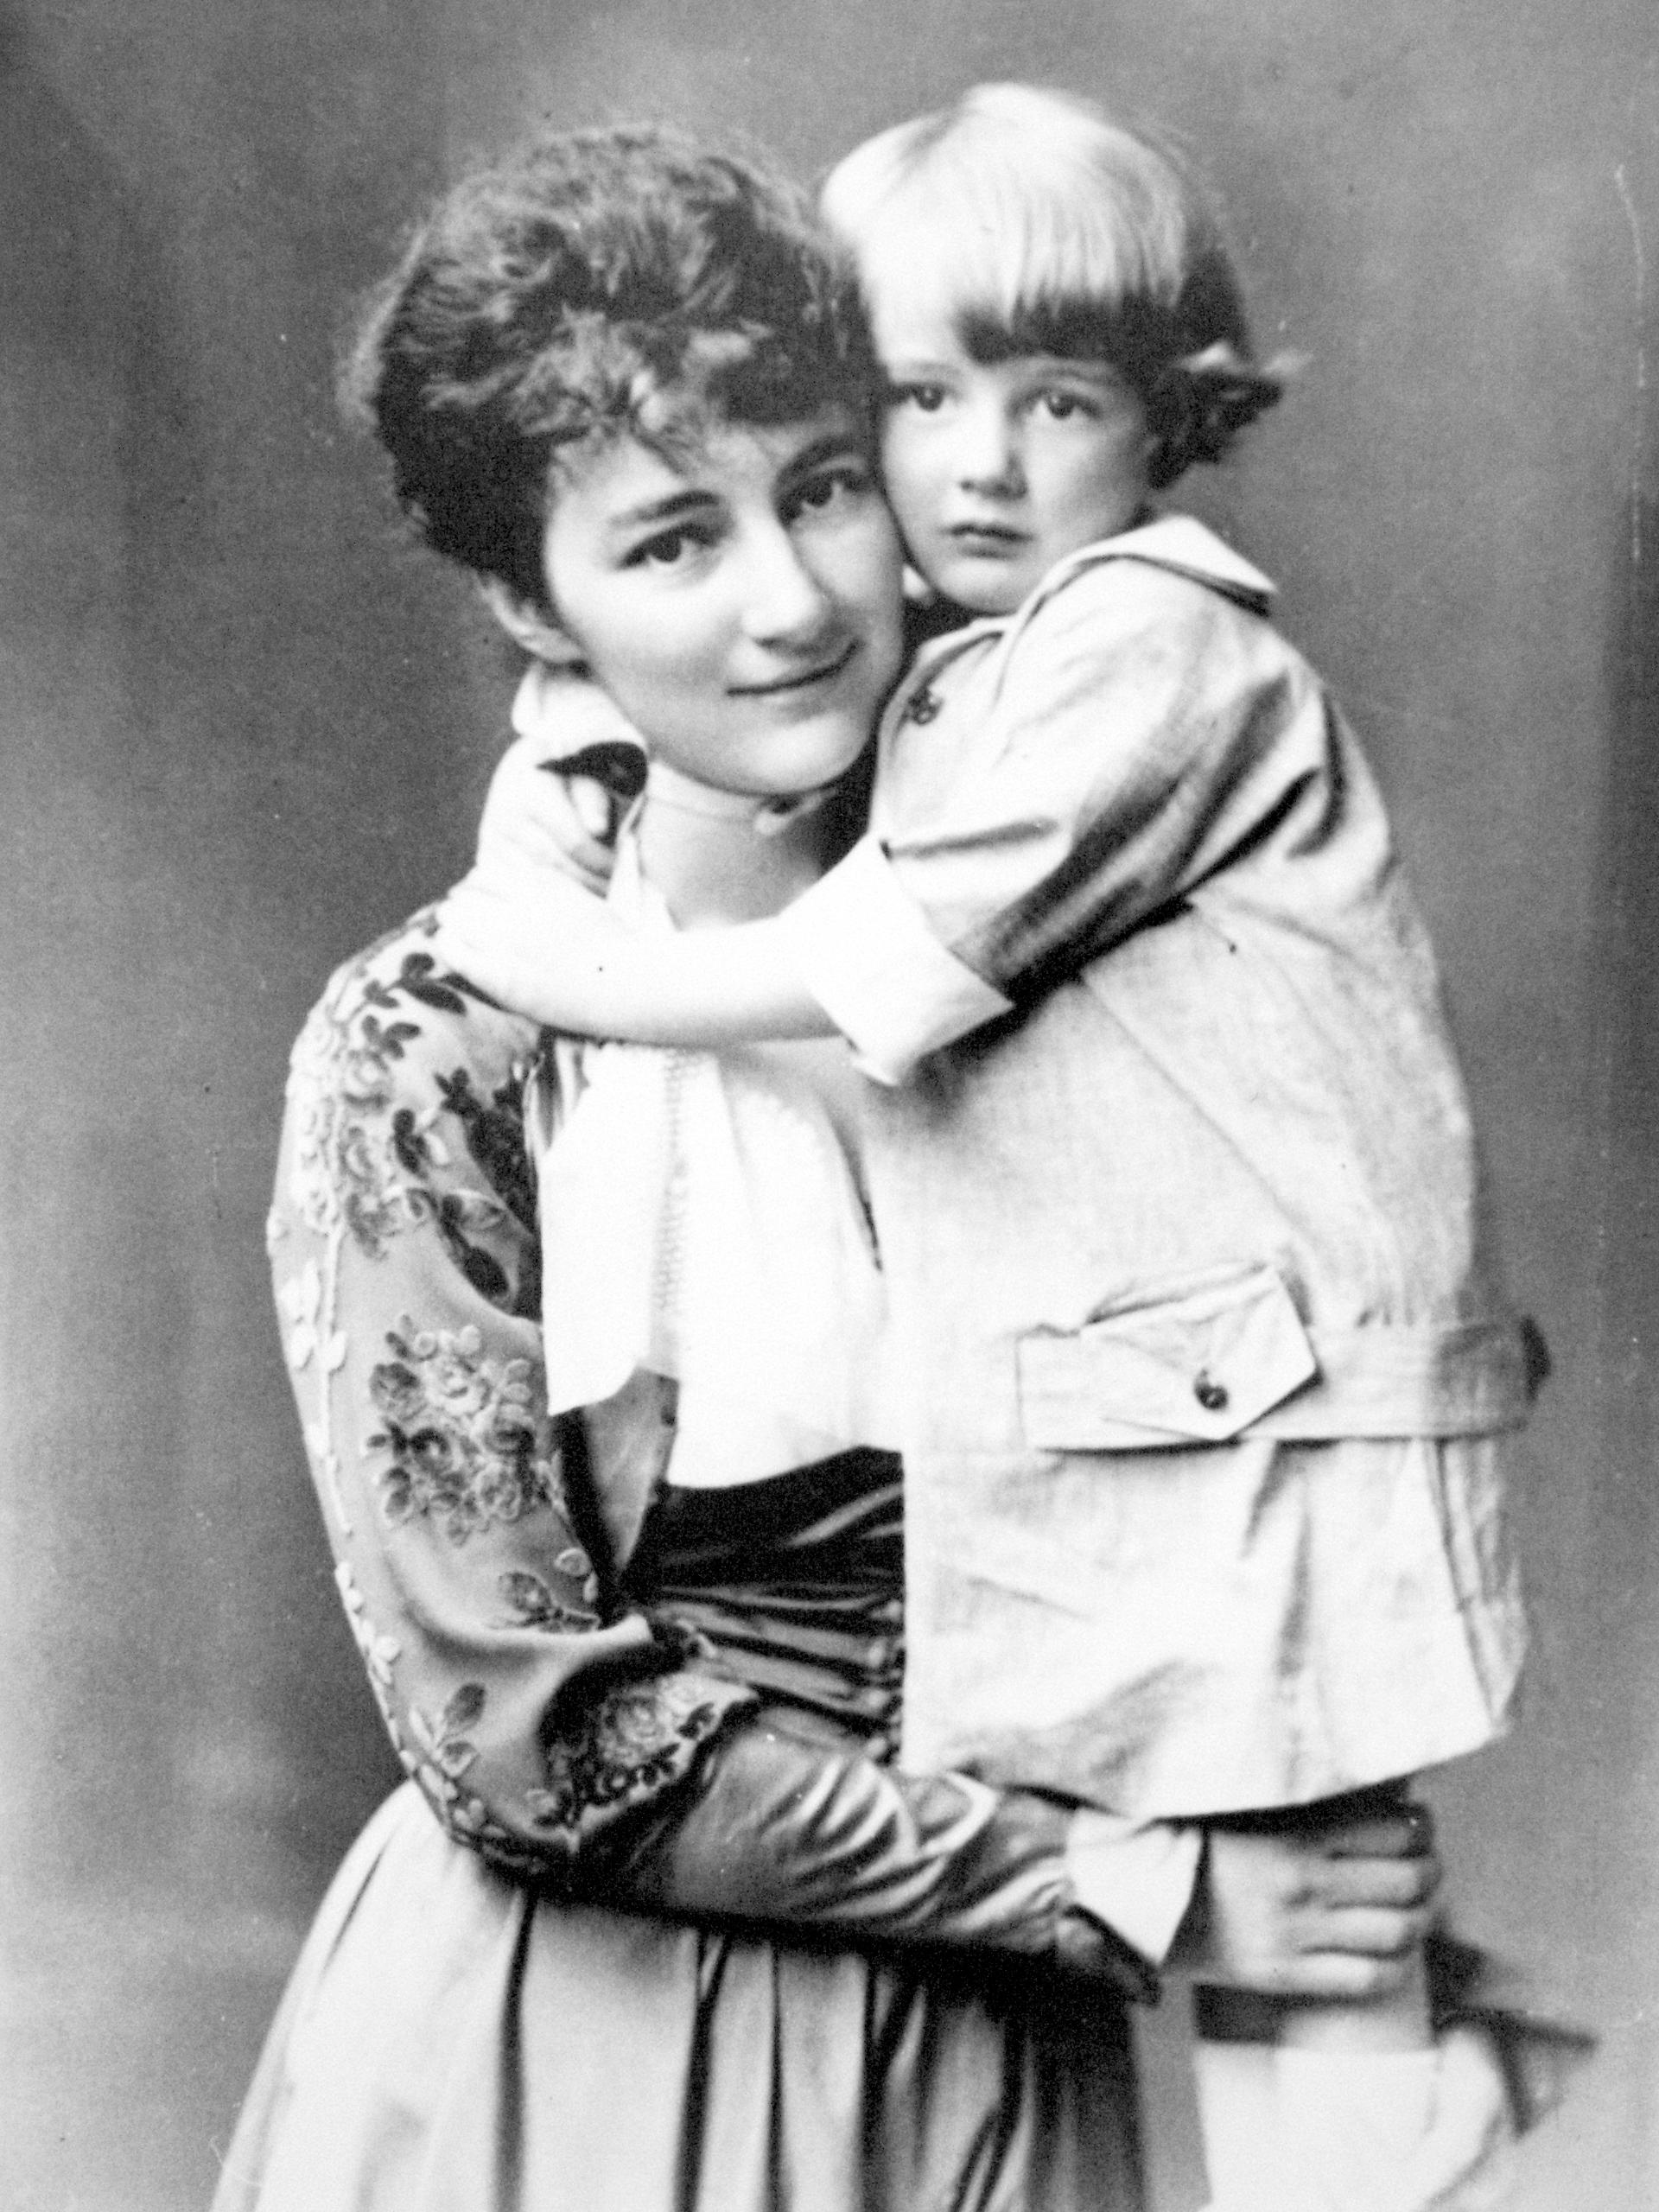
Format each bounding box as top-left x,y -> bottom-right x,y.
1036,390 -> 1094,422
630,527 -> 704,569
788,464 -> 869,519
889,383 -> 947,414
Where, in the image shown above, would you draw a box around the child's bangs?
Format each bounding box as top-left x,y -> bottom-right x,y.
857,139 -> 1185,365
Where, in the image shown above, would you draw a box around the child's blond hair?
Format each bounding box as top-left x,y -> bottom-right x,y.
823,83 -> 1285,487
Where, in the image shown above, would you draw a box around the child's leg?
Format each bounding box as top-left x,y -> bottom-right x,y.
1193,1785 -> 1437,2212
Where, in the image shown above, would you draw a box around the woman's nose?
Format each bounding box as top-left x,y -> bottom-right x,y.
739,527 -> 838,647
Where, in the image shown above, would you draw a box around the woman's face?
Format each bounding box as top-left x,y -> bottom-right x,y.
539,406 -> 905,798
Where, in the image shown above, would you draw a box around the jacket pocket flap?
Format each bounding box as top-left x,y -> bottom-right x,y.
1017,1263 -> 1318,1449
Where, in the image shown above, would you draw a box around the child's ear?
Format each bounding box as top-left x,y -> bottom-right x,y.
477,577 -> 585,667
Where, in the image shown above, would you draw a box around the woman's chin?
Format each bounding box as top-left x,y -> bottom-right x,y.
738,720 -> 872,802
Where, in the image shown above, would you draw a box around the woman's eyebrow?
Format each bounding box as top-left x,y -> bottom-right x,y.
777,431 -> 866,485
607,486 -> 717,535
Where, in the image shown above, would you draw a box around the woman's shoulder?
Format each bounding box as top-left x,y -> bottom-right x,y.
277,906 -> 550,1304
296,911 -> 546,1117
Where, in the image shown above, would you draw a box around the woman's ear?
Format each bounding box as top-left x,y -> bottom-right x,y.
477,577 -> 586,667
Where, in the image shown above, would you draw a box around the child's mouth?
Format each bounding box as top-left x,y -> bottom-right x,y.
946,523 -> 1027,554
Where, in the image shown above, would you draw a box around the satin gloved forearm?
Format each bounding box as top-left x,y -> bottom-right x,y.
581,1719 -> 1160,2000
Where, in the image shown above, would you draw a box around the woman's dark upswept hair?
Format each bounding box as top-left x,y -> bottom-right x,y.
344,124 -> 880,606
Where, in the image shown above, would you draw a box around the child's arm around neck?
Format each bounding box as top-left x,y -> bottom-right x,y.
439,683 -> 847,1050
437,857 -> 835,1049
435,668 -> 1010,1077
435,803 -> 1012,1078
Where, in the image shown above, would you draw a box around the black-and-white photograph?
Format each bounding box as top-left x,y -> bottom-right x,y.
2,3 -> 1651,2206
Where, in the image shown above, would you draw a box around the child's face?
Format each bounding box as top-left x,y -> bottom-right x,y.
873,295 -> 1154,616
537,405 -> 904,798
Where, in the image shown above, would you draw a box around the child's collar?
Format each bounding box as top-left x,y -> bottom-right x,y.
908,513 -> 1277,664
1062,513 -> 1277,614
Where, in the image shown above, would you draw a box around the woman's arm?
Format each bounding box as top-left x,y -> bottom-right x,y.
272,913 -> 1134,1976
613,1741 -> 1440,2003
273,914 -> 1435,1997
271,911 -> 748,1866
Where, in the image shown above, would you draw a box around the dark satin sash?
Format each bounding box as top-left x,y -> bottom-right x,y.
627,1450 -> 906,1760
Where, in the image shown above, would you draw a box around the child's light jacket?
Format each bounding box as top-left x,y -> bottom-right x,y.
779,517 -> 1532,1815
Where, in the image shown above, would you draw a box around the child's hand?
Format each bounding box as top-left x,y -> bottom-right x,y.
1177,1803 -> 1440,2002
477,733 -> 629,899
435,867 -> 632,1031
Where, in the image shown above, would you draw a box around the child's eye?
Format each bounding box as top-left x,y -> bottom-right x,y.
787,461 -> 870,520
888,382 -> 947,415
1034,389 -> 1098,423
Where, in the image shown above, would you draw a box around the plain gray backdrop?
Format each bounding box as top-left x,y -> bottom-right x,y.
2,2 -> 1655,2204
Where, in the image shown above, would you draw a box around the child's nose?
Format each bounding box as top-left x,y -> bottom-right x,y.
955,404 -> 1024,495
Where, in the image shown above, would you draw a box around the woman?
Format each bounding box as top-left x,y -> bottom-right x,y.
219,123 -> 1474,2212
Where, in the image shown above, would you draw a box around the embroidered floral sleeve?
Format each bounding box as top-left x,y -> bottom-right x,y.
270,910 -> 755,1876
267,906 -> 1172,1990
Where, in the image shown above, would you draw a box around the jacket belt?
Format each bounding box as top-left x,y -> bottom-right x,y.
1016,1304 -> 1543,1453
1249,1318 -> 1541,1440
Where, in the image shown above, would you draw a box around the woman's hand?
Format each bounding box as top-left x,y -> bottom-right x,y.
1174,1802 -> 1440,2001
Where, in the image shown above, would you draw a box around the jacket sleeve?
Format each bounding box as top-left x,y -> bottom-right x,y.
271,909 -> 1184,1992
779,563 -> 1344,1084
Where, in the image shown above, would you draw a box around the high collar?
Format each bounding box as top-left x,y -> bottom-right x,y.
641,757 -> 832,838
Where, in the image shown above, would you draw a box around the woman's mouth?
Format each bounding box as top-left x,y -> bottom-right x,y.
730,641 -> 858,697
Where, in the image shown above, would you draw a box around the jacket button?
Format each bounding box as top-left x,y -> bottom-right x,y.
1193,1370 -> 1230,1412
906,686 -> 942,725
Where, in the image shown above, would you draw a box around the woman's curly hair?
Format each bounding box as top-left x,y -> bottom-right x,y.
344,124 -> 880,605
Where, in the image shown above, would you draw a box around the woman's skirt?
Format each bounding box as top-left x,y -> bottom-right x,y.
213,1453 -> 1143,2212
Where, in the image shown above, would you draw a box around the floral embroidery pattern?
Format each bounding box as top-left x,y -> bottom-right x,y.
367,1317 -> 562,1542
286,917 -> 753,1866
525,1672 -> 737,1837
408,1681 -> 485,1783
499,1567 -> 601,1633
396,1679 -> 514,1859
336,1560 -> 407,1749
287,942 -> 517,1265
281,938 -> 548,1535
281,1259 -> 352,1529
334,1563 -> 543,1866
435,1065 -> 542,1251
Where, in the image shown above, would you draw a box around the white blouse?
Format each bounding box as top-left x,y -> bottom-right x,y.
536,838 -> 900,1486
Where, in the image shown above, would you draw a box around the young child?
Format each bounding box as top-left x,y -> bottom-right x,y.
442,86 -> 1535,2208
